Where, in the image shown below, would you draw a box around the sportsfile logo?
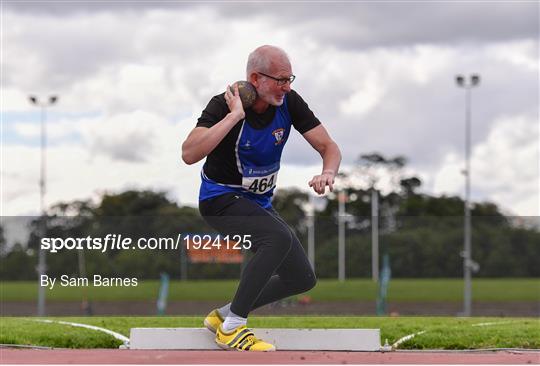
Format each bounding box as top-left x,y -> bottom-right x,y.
40,234 -> 183,253
39,233 -> 252,253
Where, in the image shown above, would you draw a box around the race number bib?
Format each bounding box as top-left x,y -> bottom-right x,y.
242,163 -> 279,194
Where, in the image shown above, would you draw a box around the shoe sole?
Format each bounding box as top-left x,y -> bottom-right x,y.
215,339 -> 276,352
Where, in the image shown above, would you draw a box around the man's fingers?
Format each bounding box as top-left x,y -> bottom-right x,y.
316,178 -> 323,194
226,84 -> 240,100
309,174 -> 335,194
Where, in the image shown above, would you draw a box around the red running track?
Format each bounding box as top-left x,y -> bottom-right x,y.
1,349 -> 539,364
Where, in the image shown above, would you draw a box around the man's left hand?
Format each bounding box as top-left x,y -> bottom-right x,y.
308,171 -> 335,195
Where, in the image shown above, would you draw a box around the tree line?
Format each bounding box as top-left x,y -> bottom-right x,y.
1,153 -> 538,280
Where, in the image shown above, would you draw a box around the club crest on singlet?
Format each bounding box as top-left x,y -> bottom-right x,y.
272,128 -> 285,145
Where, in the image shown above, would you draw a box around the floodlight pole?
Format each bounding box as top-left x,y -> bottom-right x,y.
28,95 -> 58,317
371,188 -> 379,282
307,194 -> 327,273
455,75 -> 480,317
338,191 -> 346,282
307,195 -> 315,272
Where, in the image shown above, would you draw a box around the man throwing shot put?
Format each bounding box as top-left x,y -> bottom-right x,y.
182,45 -> 341,351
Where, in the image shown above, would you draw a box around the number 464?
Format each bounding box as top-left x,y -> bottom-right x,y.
249,176 -> 275,192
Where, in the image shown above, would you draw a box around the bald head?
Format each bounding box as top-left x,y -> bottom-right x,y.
246,45 -> 291,78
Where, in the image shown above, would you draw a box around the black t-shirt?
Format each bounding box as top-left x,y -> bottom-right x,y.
196,89 -> 321,185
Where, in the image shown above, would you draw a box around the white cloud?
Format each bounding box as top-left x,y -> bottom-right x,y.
2,113 -> 203,215
428,115 -> 539,216
339,73 -> 385,117
10,117 -> 85,141
2,89 -> 34,111
1,4 -> 538,217
80,111 -> 161,162
428,152 -> 466,197
487,40 -> 539,72
11,122 -> 39,139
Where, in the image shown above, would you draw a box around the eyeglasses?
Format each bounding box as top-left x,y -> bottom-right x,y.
258,72 -> 296,86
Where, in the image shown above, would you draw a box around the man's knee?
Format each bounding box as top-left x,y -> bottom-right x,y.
270,226 -> 293,254
303,271 -> 317,292
294,271 -> 317,293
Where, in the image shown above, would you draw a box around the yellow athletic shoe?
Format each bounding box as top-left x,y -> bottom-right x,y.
215,325 -> 276,352
203,309 -> 224,333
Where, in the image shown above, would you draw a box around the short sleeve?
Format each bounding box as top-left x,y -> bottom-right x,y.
286,90 -> 321,134
196,94 -> 229,128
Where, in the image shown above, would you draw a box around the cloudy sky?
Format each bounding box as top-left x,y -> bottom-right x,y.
1,1 -> 538,217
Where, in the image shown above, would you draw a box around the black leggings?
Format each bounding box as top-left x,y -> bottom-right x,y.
199,193 -> 316,318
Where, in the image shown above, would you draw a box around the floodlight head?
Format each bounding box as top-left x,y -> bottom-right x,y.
471,74 -> 480,86
49,95 -> 58,104
455,75 -> 465,86
29,95 -> 38,105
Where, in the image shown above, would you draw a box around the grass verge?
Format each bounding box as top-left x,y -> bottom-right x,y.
1,316 -> 538,350
1,278 -> 539,301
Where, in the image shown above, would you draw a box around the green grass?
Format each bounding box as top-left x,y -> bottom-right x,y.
1,278 -> 539,302
1,316 -> 538,350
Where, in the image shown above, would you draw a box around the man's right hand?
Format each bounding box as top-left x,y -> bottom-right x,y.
225,84 -> 246,121
182,84 -> 246,165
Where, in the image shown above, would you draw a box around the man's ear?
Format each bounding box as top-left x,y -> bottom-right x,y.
249,72 -> 259,87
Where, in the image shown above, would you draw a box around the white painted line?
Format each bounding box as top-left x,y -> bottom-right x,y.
129,327 -> 381,351
472,321 -> 515,327
392,320 -> 519,350
392,330 -> 426,349
32,319 -> 129,344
